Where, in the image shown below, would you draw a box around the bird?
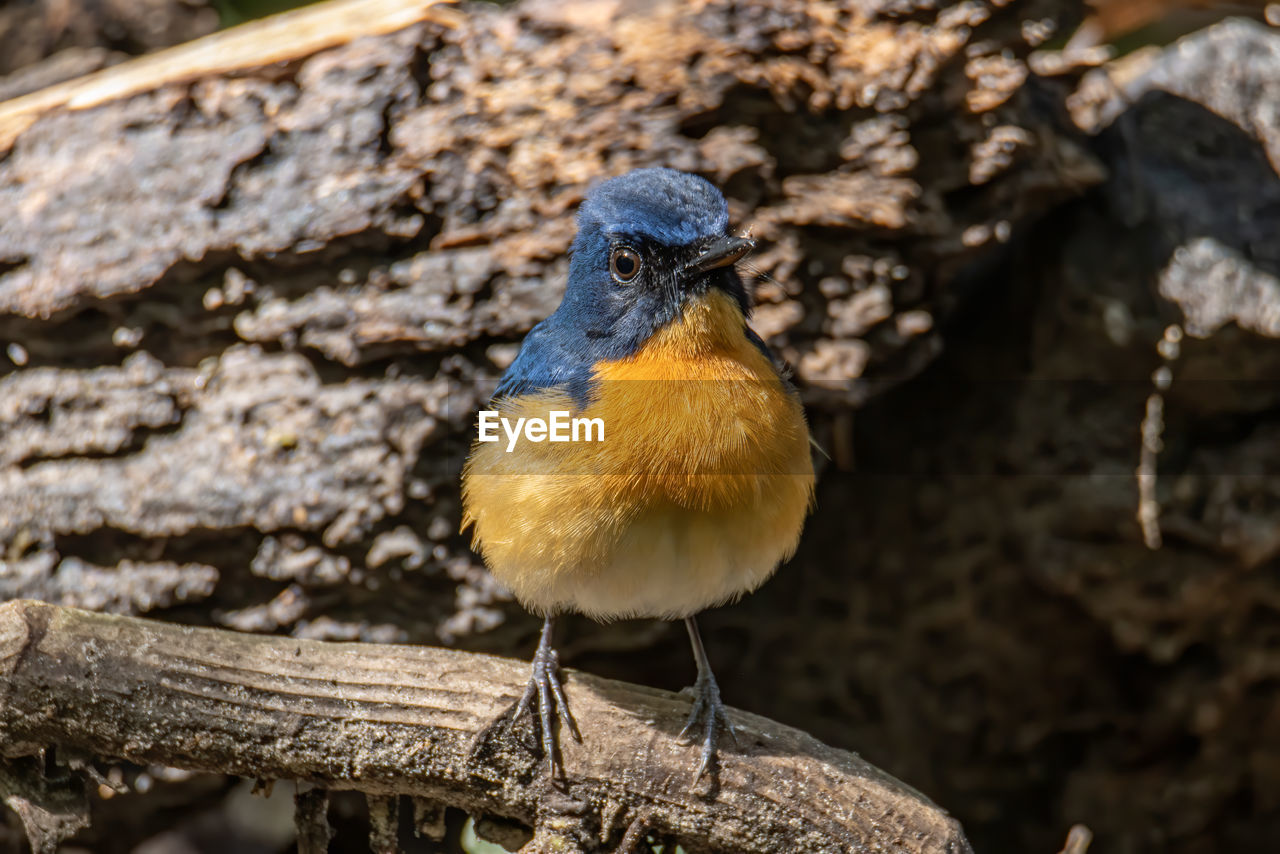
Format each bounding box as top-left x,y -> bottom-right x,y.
461,167 -> 815,781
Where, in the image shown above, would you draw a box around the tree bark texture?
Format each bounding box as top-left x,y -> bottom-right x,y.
2,0 -> 1280,851
0,0 -> 219,95
0,0 -> 1094,636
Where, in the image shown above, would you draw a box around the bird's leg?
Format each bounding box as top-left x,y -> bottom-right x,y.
679,616 -> 737,778
513,616 -> 581,780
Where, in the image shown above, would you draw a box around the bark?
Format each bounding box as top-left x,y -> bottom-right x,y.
0,0 -> 219,78
0,0 -> 1093,640
0,600 -> 972,854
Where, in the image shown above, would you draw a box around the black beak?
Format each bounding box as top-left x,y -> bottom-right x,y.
686,235 -> 755,274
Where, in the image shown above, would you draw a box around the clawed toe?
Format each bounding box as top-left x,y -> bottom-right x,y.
512,618 -> 579,781
680,672 -> 737,778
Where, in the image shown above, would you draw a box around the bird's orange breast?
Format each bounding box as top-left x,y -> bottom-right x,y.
461,291 -> 814,620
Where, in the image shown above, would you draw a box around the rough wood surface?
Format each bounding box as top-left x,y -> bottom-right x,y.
0,0 -> 219,80
0,0 -> 464,150
0,600 -> 971,854
0,0 -> 1094,643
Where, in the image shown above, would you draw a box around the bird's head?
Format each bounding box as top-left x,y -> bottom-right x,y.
555,168 -> 754,358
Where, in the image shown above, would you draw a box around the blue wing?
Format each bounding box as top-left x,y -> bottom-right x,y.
493,318 -> 597,407
744,324 -> 798,384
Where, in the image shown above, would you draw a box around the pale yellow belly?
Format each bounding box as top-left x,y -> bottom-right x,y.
461,389 -> 814,620
468,471 -> 812,620
461,291 -> 816,619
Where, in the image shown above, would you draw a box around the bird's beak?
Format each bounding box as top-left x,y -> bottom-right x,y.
686,235 -> 755,274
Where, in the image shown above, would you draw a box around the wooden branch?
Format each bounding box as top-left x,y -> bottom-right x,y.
0,600 -> 972,853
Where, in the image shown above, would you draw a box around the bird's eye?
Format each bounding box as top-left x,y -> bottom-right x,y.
609,247 -> 642,283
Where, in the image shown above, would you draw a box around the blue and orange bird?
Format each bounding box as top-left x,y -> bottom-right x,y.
462,167 -> 815,779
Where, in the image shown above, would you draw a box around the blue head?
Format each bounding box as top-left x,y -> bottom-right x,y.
494,168 -> 758,402
557,168 -> 752,355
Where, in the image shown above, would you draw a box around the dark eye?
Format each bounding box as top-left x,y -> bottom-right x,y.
609,247 -> 642,283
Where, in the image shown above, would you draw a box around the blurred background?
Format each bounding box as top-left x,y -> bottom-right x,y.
2,0 -> 1280,852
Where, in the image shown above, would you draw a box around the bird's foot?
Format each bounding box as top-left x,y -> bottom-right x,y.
679,669 -> 737,779
513,631 -> 581,781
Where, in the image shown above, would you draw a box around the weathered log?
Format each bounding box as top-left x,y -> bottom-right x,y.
0,0 -> 1094,639
0,0 -> 219,81
0,600 -> 972,854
